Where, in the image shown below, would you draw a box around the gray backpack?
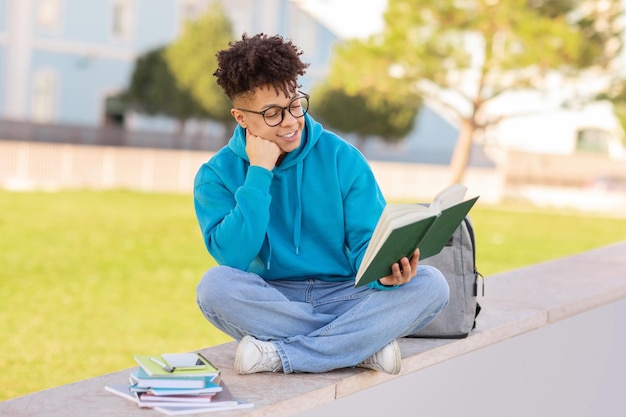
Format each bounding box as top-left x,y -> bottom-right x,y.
409,216 -> 483,338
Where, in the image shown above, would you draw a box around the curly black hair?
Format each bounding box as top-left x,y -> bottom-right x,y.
213,33 -> 309,101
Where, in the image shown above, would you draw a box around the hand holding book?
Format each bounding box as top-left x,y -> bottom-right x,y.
356,183 -> 479,287
377,248 -> 420,287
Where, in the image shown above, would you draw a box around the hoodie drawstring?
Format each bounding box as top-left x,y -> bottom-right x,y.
264,161 -> 303,269
265,229 -> 272,270
293,161 -> 303,255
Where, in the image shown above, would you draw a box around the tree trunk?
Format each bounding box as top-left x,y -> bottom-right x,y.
449,119 -> 475,184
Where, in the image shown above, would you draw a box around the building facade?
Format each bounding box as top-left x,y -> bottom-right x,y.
0,0 -> 337,128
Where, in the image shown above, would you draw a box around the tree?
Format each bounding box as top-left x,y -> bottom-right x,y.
122,46 -> 207,135
367,0 -> 624,183
311,85 -> 417,150
165,2 -> 234,128
313,38 -> 421,152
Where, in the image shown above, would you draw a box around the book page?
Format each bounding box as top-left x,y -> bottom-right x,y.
430,183 -> 468,212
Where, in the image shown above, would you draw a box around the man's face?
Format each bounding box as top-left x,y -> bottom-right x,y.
231,86 -> 307,154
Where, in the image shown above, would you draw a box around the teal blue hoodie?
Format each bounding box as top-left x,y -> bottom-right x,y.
194,113 -> 386,282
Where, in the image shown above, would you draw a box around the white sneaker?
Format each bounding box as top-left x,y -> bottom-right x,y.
357,340 -> 401,375
234,335 -> 283,374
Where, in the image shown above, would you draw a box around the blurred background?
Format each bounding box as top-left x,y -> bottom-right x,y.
1,0 -> 625,207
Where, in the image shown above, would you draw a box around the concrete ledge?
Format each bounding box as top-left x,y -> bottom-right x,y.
1,241 -> 625,417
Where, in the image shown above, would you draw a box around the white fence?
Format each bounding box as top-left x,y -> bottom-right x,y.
0,140 -> 503,203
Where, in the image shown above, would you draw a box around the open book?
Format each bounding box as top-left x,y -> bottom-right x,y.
355,183 -> 479,287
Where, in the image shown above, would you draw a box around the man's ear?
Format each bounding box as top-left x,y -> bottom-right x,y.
231,108 -> 246,129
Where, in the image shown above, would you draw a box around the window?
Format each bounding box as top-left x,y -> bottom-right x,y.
576,128 -> 611,153
37,0 -> 62,31
112,0 -> 133,40
32,71 -> 57,123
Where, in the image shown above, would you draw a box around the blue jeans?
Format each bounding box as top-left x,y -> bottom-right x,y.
196,265 -> 449,373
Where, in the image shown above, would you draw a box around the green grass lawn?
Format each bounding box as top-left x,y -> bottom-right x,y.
1,190 -> 625,401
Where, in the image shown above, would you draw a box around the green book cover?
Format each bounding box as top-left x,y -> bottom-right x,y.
418,196 -> 479,259
355,194 -> 478,287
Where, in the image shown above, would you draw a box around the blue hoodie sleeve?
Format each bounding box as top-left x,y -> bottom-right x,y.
368,280 -> 400,291
337,146 -> 387,273
341,161 -> 400,291
194,162 -> 273,270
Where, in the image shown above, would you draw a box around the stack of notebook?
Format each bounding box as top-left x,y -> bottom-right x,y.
105,352 -> 252,415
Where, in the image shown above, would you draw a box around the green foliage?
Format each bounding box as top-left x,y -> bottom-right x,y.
2,190 -> 626,400
165,2 -> 235,126
569,0 -> 624,69
313,38 -> 421,147
311,85 -> 417,142
122,46 -> 207,122
382,0 -> 617,102
369,0 -> 624,182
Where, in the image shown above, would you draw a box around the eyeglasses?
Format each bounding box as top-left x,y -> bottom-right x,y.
235,92 -> 310,127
